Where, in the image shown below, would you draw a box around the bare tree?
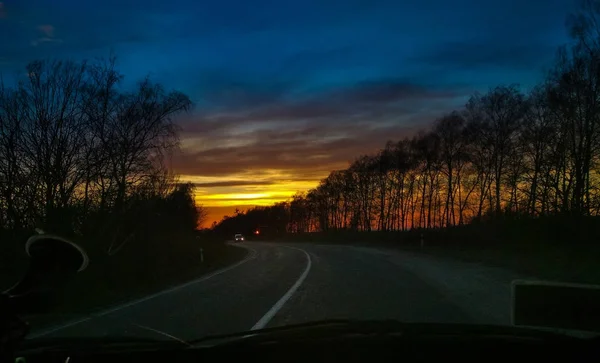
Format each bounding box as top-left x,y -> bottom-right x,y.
0,57 -> 198,259
434,111 -> 467,226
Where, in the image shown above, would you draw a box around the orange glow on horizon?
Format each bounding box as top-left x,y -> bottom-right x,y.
181,172 -> 325,228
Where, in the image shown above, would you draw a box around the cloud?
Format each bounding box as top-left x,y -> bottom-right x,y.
38,24 -> 54,37
203,196 -> 287,203
193,181 -> 275,188
29,24 -> 62,47
31,37 -> 63,47
178,83 -> 461,225
173,79 -> 461,219
180,79 -> 465,134
174,79 -> 465,184
174,120 -> 424,178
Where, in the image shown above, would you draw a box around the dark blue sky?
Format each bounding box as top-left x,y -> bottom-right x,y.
0,0 -> 578,223
1,1 -> 573,101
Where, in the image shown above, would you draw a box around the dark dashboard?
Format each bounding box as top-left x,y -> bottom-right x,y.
17,322 -> 600,363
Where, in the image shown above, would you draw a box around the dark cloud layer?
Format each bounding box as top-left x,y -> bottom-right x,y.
174,80 -> 476,179
179,80 -> 464,133
174,120 -> 423,177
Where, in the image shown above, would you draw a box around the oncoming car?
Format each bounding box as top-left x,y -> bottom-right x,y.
234,234 -> 244,242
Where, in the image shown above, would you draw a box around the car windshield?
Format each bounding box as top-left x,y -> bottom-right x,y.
1,0 -> 599,346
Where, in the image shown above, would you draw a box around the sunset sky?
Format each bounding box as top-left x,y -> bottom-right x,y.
0,0 -> 575,227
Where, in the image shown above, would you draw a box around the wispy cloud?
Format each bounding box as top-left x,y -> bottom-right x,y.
30,24 -> 62,47
38,24 -> 54,37
31,37 -> 63,47
193,181 -> 275,188
175,121 -> 422,177
174,79 -> 466,217
179,80 -> 465,135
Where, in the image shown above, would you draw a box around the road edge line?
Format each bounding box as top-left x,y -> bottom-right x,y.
251,245 -> 312,330
30,244 -> 258,338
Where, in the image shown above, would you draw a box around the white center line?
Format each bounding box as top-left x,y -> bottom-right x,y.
251,245 -> 312,330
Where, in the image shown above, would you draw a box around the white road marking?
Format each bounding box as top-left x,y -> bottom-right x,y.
251,245 -> 312,330
30,244 -> 258,338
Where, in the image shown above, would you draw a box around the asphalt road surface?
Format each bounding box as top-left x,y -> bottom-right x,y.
30,242 -> 524,342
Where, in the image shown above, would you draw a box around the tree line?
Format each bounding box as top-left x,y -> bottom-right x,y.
214,2 -> 600,235
0,57 -> 203,257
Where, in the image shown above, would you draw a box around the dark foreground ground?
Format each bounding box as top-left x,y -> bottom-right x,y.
29,242 -> 522,341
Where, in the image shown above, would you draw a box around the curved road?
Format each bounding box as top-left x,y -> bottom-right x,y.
30,242 -> 524,342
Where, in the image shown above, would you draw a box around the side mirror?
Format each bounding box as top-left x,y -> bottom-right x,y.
1,234 -> 88,361
3,234 -> 89,313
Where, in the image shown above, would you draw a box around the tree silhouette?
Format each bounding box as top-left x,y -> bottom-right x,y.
0,57 -> 202,257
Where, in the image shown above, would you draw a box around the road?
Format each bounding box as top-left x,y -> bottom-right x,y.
30,242 -> 525,342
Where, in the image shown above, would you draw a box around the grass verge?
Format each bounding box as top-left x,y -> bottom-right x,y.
2,236 -> 246,331
274,217 -> 600,285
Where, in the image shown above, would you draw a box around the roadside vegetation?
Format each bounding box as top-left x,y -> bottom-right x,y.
0,57 -> 244,315
212,3 -> 600,283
